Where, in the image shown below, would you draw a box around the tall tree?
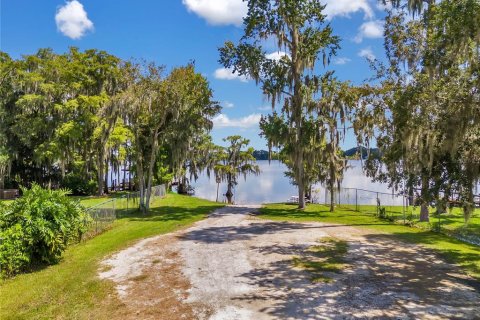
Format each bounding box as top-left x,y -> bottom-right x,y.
219,0 -> 339,209
214,136 -> 260,204
356,0 -> 480,222
121,63 -> 218,212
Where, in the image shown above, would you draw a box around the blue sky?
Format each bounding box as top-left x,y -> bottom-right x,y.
1,0 -> 388,150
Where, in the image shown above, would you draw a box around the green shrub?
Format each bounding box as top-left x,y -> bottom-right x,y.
61,173 -> 97,195
0,184 -> 91,277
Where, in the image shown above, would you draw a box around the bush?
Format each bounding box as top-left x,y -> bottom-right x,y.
61,172 -> 97,195
0,184 -> 91,277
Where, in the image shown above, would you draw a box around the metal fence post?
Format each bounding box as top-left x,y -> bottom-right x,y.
338,189 -> 340,208
355,188 -> 358,212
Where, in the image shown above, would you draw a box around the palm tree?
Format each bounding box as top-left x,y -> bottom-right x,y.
214,136 -> 260,204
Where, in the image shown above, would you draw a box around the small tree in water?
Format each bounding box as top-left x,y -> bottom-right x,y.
214,136 -> 260,204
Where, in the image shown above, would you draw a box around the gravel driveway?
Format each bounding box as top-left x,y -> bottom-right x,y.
99,206 -> 480,319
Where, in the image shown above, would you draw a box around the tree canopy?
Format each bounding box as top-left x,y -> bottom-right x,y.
0,48 -> 219,212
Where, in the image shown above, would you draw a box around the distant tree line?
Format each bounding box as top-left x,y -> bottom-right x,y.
252,148 -> 378,160
252,150 -> 280,161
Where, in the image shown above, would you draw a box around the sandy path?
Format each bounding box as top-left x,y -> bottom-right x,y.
99,206 -> 480,319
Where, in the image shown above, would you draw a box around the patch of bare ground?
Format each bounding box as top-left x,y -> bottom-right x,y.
99,206 -> 480,319
99,234 -> 211,320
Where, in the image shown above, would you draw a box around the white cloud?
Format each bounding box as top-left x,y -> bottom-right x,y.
354,20 -> 384,43
358,47 -> 376,60
55,0 -> 94,39
333,57 -> 352,65
376,2 -> 393,11
214,67 -> 248,82
182,0 -> 247,26
258,105 -> 272,111
212,113 -> 262,128
223,101 -> 234,108
266,51 -> 290,61
323,0 -> 374,19
183,0 -> 379,26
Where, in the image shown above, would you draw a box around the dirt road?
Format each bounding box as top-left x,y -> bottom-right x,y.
99,206 -> 480,319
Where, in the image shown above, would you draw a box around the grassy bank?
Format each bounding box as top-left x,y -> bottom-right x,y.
338,204 -> 480,237
0,193 -> 223,319
260,203 -> 480,280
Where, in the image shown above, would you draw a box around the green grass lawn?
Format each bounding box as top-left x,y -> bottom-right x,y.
338,203 -> 480,237
260,203 -> 480,280
0,193 -> 223,320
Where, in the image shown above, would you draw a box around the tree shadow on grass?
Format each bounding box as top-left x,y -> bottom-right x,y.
382,230 -> 480,286
260,204 -> 387,223
116,204 -> 224,222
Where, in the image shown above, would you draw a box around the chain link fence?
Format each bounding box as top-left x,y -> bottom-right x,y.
312,186 -> 479,245
83,184 -> 166,239
315,187 -> 410,221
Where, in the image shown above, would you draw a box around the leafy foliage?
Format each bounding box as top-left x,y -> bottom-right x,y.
0,48 -> 219,211
355,0 -> 480,223
214,136 -> 260,204
60,172 -> 98,196
0,185 -> 90,277
118,63 -> 220,212
219,0 -> 356,209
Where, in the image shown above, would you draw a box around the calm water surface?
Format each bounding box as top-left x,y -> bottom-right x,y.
191,160 -> 403,205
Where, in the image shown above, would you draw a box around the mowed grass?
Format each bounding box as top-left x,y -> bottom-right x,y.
260,203 -> 480,280
0,193 -> 223,320
338,204 -> 480,237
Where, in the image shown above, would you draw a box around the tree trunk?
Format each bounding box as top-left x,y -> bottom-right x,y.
226,183 -> 233,204
297,173 -> 306,209
83,144 -> 89,175
97,156 -> 105,196
123,159 -> 127,190
329,185 -> 335,212
135,136 -> 146,213
463,179 -> 475,224
295,139 -> 305,209
329,161 -> 336,212
60,158 -> 66,179
216,182 -> 220,202
145,132 -> 159,212
419,174 -> 430,222
408,187 -> 414,206
104,159 -> 109,195
117,164 -> 121,191
110,163 -> 115,192
0,164 -> 6,189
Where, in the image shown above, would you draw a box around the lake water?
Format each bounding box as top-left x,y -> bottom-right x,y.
190,160 -> 406,205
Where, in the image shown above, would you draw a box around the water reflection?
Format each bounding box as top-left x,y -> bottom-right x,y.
190,160 -> 401,205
